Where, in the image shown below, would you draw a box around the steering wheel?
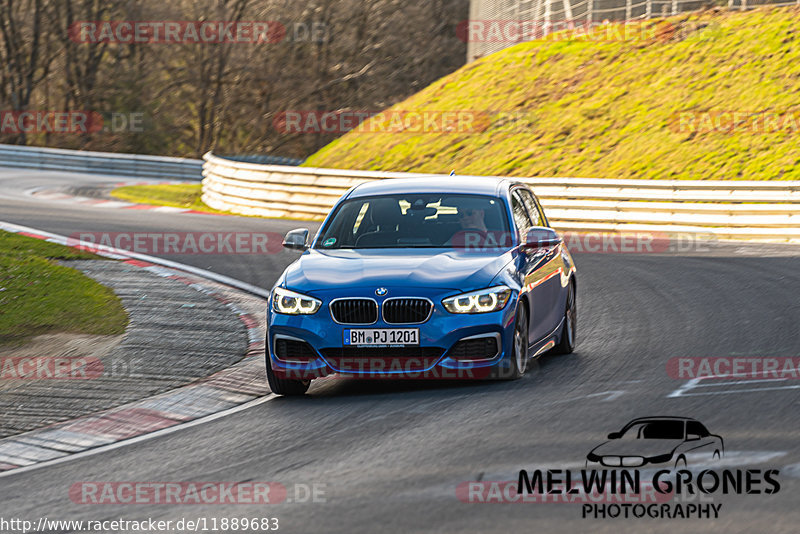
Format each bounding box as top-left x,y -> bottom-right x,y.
451,228 -> 488,248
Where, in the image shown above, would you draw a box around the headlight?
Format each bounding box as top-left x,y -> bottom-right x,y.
442,285 -> 512,314
646,453 -> 674,464
272,287 -> 321,315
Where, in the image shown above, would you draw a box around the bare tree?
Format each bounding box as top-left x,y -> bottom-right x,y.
0,0 -> 58,143
0,0 -> 468,156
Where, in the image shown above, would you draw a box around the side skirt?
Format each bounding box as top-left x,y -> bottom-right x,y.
527,316 -> 565,359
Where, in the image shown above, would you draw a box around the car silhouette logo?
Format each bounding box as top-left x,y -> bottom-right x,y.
375,287 -> 388,296
586,416 -> 724,469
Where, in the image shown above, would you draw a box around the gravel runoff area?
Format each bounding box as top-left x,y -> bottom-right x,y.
0,259 -> 253,438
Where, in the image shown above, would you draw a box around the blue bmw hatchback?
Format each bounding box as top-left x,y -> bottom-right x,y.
266,177 -> 577,395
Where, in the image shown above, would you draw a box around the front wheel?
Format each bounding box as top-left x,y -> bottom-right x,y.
552,280 -> 576,355
508,304 -> 529,379
266,354 -> 310,396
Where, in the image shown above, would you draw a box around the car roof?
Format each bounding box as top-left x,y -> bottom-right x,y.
625,416 -> 699,424
347,176 -> 520,198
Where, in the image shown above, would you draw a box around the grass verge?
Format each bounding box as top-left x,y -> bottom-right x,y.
110,183 -> 225,213
110,183 -> 288,218
0,231 -> 129,346
304,7 -> 800,180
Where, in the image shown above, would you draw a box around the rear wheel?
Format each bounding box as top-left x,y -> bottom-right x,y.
553,280 -> 576,355
266,353 -> 310,396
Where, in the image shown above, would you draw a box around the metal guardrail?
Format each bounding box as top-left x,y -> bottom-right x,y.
467,0 -> 793,61
218,154 -> 306,166
0,144 -> 203,180
202,152 -> 800,242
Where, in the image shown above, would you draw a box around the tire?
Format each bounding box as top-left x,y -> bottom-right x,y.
266,353 -> 310,396
508,303 -> 529,379
552,280 -> 576,355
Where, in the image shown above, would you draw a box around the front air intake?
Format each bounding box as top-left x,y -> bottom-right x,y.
274,337 -> 317,362
448,336 -> 499,361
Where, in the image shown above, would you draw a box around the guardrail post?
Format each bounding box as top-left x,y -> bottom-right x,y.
563,0 -> 573,23
586,0 -> 593,26
625,0 -> 632,21
544,0 -> 552,36
671,0 -> 677,16
645,0 -> 651,19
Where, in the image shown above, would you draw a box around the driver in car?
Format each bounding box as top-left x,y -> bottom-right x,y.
446,198 -> 492,248
457,206 -> 487,233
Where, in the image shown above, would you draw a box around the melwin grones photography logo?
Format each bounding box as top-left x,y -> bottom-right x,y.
505,416 -> 781,519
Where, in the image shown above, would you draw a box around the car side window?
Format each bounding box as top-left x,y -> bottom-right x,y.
511,191 -> 532,235
687,421 -> 710,438
519,189 -> 544,227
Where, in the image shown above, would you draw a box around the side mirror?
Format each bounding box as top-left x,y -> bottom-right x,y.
283,228 -> 309,251
522,226 -> 562,250
607,432 -> 622,440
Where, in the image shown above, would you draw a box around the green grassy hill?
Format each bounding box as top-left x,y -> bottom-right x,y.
305,7 -> 800,180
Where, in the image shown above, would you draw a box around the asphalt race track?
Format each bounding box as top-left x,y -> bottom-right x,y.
1,168 -> 799,533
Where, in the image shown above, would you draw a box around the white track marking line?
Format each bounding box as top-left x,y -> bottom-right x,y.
152,206 -> 189,213
668,367 -> 800,397
667,377 -> 702,398
0,395 -> 275,479
540,390 -> 626,406
673,384 -> 800,397
93,200 -> 135,208
0,220 -> 270,298
694,378 -> 789,386
0,219 -> 276,477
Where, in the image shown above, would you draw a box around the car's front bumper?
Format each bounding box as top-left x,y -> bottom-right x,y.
267,286 -> 519,380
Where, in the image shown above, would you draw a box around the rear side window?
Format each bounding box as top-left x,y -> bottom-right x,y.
511,191 -> 532,234
518,189 -> 544,227
686,421 -> 710,438
639,420 -> 685,440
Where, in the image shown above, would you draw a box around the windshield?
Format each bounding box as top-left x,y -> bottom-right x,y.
620,420 -> 685,440
315,194 -> 511,249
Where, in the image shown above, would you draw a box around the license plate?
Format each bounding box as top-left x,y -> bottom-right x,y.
344,328 -> 419,346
